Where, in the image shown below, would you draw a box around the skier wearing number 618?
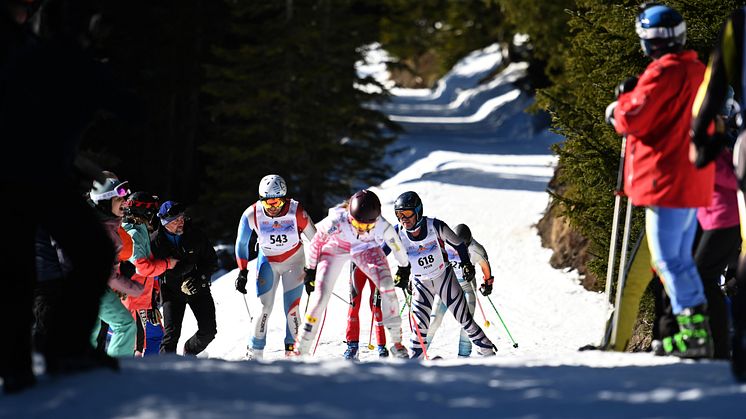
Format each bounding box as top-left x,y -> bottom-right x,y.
234,175 -> 317,360
392,192 -> 496,359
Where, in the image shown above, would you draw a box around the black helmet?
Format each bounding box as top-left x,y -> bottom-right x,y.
394,191 -> 424,231
123,191 -> 160,223
349,190 -> 381,223
454,224 -> 472,246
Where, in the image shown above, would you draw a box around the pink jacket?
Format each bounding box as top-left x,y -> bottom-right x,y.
697,149 -> 740,230
101,216 -> 145,296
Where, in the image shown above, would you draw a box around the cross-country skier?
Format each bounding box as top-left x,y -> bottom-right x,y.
234,175 -> 317,359
392,192 -> 495,359
295,190 -> 410,358
607,4 -> 715,358
343,264 -> 388,359
427,223 -> 494,357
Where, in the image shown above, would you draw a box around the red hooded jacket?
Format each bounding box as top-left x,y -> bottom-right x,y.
613,50 -> 714,207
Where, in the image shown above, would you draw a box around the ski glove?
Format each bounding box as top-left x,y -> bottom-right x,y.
181,278 -> 199,295
480,276 -> 494,296
235,269 -> 249,294
614,76 -> 638,98
461,262 -> 476,283
181,274 -> 209,296
394,264 -> 411,291
304,268 -> 316,294
140,308 -> 161,325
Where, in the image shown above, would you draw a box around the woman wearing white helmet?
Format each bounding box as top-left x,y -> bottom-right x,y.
234,174 -> 317,359
88,174 -> 145,358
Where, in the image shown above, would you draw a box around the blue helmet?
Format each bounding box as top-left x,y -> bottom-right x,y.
635,4 -> 686,58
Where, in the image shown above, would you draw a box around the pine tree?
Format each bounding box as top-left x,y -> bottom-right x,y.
533,0 -> 741,288
202,0 -> 398,237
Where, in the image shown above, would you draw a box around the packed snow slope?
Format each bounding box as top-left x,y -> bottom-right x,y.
3,44 -> 745,418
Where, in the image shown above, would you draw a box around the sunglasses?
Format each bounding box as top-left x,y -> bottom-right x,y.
350,218 -> 376,232
92,181 -> 130,201
261,198 -> 285,209
395,209 -> 415,220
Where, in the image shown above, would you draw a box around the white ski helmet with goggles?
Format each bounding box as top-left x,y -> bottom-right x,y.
635,4 -> 686,58
258,174 -> 287,199
90,177 -> 130,204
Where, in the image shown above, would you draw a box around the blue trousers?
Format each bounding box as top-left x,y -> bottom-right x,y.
646,207 -> 706,314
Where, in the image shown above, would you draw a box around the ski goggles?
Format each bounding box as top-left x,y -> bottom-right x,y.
91,181 -> 130,202
261,198 -> 285,209
395,209 -> 416,220
350,218 -> 376,233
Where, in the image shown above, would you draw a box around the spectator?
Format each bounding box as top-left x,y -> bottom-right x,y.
88,176 -> 145,358
152,201 -> 217,356
608,4 -> 715,358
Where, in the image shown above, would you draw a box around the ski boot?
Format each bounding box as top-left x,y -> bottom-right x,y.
477,344 -> 497,357
672,305 -> 714,359
285,343 -> 299,358
245,347 -> 263,361
650,339 -> 665,356
377,345 -> 389,358
343,341 -> 359,360
389,342 -> 409,359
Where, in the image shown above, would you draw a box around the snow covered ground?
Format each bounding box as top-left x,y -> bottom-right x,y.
3,44 -> 745,418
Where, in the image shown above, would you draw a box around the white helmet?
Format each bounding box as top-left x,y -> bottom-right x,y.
258,174 -> 287,199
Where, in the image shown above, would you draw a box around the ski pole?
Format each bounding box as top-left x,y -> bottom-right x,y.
604,128 -> 629,303
410,311 -> 429,360
367,289 -> 378,350
312,308 -> 328,356
332,291 -> 351,306
609,198 -> 633,348
241,294 -> 253,323
367,312 -> 375,350
398,290 -> 412,316
485,296 -> 518,348
475,294 -> 490,328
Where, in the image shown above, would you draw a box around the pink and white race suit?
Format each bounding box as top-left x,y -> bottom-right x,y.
295,206 -> 409,355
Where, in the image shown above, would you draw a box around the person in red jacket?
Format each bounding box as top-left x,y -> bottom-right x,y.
607,4 -> 715,358
122,192 -> 175,356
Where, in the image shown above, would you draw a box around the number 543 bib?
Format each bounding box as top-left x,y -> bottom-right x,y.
255,200 -> 301,256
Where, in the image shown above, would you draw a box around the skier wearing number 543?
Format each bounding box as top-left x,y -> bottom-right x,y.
234,175 -> 317,360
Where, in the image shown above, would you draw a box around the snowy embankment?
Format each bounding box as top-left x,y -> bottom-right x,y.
3,44 -> 745,418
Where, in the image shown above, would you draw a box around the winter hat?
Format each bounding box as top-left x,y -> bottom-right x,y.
158,200 -> 185,225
